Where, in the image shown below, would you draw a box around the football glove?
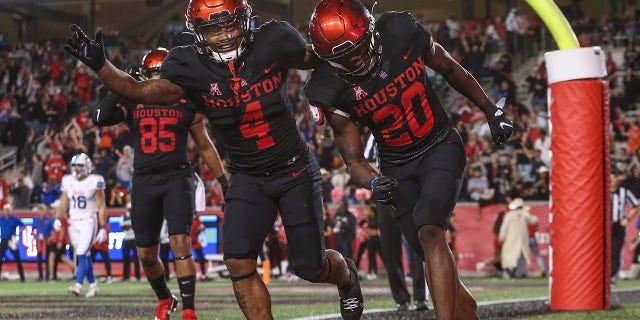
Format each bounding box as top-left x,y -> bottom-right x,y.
53,218 -> 62,231
95,228 -> 107,244
487,98 -> 514,146
370,176 -> 398,206
64,24 -> 106,72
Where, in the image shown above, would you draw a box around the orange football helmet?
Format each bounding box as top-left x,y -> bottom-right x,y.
309,0 -> 381,80
185,0 -> 253,62
141,47 -> 169,78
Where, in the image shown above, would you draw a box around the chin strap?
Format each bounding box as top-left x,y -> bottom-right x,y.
227,60 -> 242,96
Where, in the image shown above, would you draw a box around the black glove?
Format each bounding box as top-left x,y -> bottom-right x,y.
127,65 -> 145,81
64,24 -> 106,72
486,98 -> 514,146
370,176 -> 398,206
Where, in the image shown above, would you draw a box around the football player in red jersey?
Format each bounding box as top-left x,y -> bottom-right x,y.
304,0 -> 514,319
66,1 -> 364,319
93,47 -> 227,319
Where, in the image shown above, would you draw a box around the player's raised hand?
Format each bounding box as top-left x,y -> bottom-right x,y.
371,176 -> 398,206
487,97 -> 514,146
64,24 -> 106,72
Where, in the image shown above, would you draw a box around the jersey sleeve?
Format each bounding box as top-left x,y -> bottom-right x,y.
262,20 -> 307,66
93,175 -> 106,190
376,11 -> 433,52
160,46 -> 202,90
303,67 -> 351,119
60,175 -> 71,193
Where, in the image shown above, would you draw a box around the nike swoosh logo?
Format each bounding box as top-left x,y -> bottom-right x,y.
264,62 -> 277,74
96,109 -> 101,121
403,46 -> 414,60
499,122 -> 513,129
292,166 -> 308,177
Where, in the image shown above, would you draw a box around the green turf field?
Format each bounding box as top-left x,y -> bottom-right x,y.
0,277 -> 638,319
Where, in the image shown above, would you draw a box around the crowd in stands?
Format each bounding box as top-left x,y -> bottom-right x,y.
0,3 -> 638,236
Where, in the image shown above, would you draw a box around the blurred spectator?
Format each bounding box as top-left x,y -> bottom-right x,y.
115,145 -> 133,190
499,198 -> 538,279
9,177 -> 30,209
266,218 -> 283,277
44,151 -> 66,184
322,204 -> 334,249
0,203 -> 25,282
527,218 -> 547,277
49,210 -> 75,281
333,199 -> 356,259
120,201 -> 141,281
91,221 -> 112,283
41,175 -> 62,208
320,168 -> 334,204
476,211 -> 506,277
159,219 -> 173,280
191,212 -> 209,281
611,172 -> 640,284
32,204 -> 53,281
466,163 -> 494,220
109,181 -> 129,208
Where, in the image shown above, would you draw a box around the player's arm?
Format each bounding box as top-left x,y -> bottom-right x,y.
64,24 -> 185,105
424,42 -> 491,111
290,44 -> 320,70
189,113 -> 228,195
91,92 -> 127,126
55,191 -> 69,219
325,112 -> 379,189
94,189 -> 107,228
425,41 -> 513,145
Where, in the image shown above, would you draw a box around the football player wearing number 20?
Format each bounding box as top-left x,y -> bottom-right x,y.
64,0 -> 363,319
93,47 -> 227,320
56,153 -> 106,299
304,1 -> 514,319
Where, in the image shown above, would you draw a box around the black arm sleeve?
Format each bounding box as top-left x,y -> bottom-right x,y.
92,92 -> 126,126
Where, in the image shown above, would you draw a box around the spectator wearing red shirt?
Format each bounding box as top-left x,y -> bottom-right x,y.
91,221 -> 112,283
47,54 -> 64,85
190,213 -> 209,281
0,173 -> 9,209
45,151 -> 66,184
49,214 -> 74,281
74,107 -> 91,130
74,65 -> 93,103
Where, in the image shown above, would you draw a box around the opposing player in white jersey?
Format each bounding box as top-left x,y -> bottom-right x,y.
56,153 -> 107,297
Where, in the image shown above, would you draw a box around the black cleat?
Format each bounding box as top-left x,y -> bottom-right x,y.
338,258 -> 364,320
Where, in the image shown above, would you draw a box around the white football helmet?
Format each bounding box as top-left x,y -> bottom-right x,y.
70,153 -> 93,179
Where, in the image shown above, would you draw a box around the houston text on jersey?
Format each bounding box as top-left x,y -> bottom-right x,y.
132,107 -> 184,120
201,72 -> 283,109
354,57 -> 425,118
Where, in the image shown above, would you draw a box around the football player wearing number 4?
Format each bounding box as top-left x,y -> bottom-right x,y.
304,1 -> 515,319
56,153 -> 107,298
65,0 -> 363,319
93,47 -> 227,320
